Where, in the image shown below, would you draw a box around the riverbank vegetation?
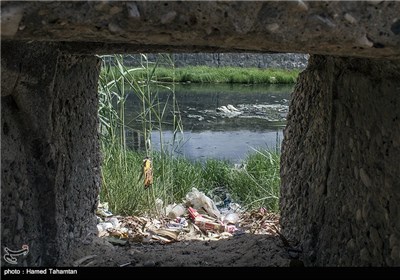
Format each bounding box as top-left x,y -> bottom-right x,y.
101,147 -> 280,216
101,65 -> 300,85
98,54 -> 282,216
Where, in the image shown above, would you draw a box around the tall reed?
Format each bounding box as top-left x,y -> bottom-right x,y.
98,54 -> 185,215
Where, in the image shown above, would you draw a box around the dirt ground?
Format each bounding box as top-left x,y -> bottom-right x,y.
60,204 -> 303,267
61,228 -> 302,267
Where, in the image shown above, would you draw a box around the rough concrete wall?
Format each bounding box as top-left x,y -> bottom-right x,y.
281,55 -> 400,266
120,53 -> 309,69
1,42 -> 101,266
173,53 -> 309,69
2,1 -> 400,59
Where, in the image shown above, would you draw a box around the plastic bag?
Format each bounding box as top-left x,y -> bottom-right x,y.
166,204 -> 186,219
185,188 -> 221,218
222,213 -> 239,225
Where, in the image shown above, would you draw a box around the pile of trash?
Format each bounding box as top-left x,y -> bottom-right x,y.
96,187 -> 280,245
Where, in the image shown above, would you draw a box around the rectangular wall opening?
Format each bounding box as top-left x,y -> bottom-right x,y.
92,52 -> 308,267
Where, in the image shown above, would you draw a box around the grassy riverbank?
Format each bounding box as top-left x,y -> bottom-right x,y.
100,147 -> 280,216
101,65 -> 300,84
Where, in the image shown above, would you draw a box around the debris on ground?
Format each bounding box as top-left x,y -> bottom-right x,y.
239,207 -> 281,235
96,202 -> 113,218
95,188 -> 282,248
66,190 -> 296,267
185,187 -> 221,218
166,204 -> 186,219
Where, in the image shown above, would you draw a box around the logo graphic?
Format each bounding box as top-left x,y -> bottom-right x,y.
3,245 -> 29,265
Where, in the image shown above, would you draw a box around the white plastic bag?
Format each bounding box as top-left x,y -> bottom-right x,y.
222,213 -> 239,225
166,204 -> 186,219
185,187 -> 221,218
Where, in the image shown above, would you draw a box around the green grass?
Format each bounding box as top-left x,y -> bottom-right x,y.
100,146 -> 281,216
101,66 -> 300,85
228,148 -> 281,212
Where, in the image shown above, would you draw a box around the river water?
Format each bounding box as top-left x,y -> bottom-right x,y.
124,83 -> 293,163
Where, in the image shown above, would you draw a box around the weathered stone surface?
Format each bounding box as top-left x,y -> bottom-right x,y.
281,55 -> 400,266
119,53 -> 309,69
1,41 -> 101,266
1,1 -> 400,58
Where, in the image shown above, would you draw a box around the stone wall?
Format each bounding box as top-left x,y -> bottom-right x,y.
1,42 -> 101,266
280,55 -> 400,266
122,53 -> 309,69
2,1 -> 400,59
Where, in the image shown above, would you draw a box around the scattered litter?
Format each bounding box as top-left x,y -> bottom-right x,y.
227,104 -> 239,112
106,236 -> 128,246
152,229 -> 180,241
166,204 -> 186,219
185,187 -> 221,218
147,233 -> 171,243
225,225 -> 238,234
96,202 -> 113,218
95,191 -> 280,246
223,213 -> 239,225
119,262 -> 131,267
240,208 -> 280,235
108,217 -> 120,228
108,227 -> 129,239
167,217 -> 188,230
155,198 -> 164,215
